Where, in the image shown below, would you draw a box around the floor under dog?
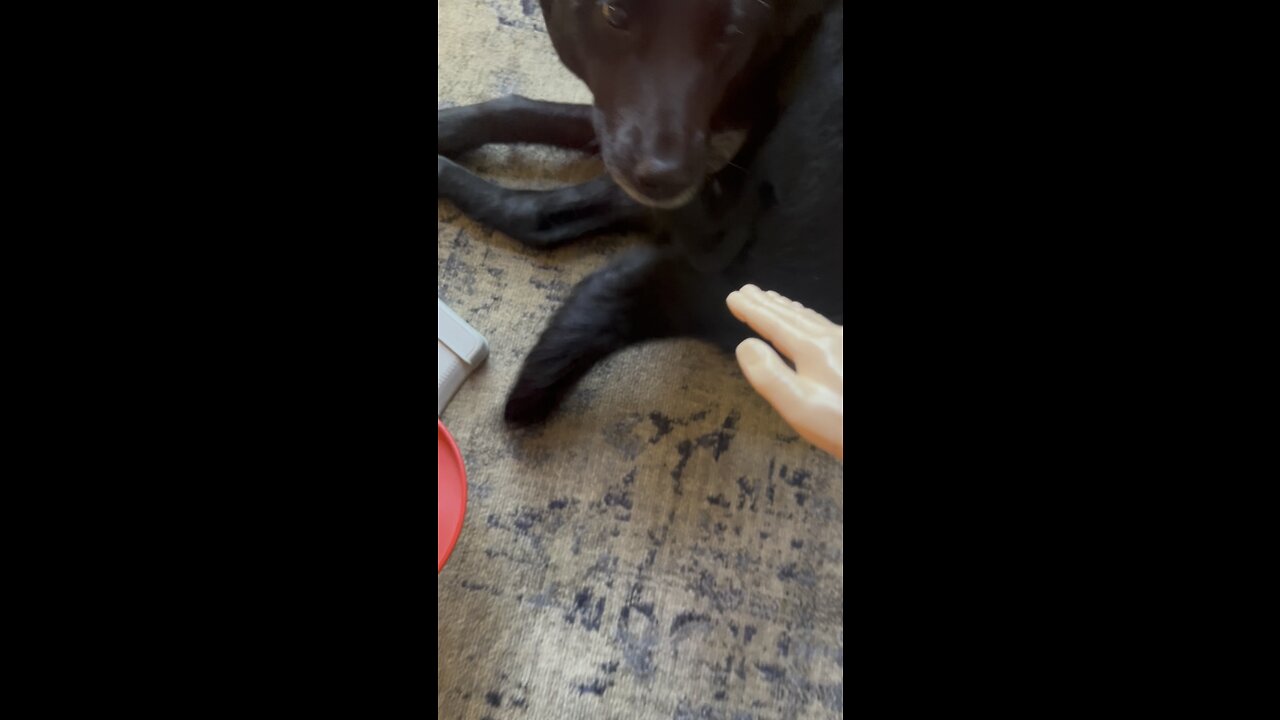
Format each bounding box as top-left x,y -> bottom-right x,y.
437,2 -> 844,718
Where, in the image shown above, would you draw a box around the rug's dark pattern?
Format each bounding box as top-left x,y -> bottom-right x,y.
439,3 -> 844,718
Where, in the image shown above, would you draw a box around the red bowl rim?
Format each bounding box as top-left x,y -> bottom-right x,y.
438,419 -> 467,574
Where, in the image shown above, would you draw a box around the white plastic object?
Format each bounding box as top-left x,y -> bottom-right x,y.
438,298 -> 489,416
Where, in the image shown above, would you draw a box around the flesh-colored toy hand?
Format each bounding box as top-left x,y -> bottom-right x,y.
726,284 -> 843,461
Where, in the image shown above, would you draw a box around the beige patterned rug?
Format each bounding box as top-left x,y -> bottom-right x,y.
438,2 -> 844,718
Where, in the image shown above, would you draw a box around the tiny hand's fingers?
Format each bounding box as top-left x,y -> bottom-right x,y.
737,339 -> 843,460
736,338 -> 806,419
760,289 -> 840,335
727,285 -> 813,361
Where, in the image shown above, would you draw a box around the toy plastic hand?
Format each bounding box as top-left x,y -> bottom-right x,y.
726,284 -> 843,461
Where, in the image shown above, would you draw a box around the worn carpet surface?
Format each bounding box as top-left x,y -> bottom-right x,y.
438,2 -> 844,718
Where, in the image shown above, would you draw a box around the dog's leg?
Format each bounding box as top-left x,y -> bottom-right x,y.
438,157 -> 647,248
437,96 -> 642,246
504,246 -> 740,425
438,95 -> 596,157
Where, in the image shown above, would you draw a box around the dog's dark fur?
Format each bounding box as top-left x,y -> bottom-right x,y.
437,0 -> 843,425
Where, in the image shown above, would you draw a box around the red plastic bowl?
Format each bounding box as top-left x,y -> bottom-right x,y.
438,420 -> 467,573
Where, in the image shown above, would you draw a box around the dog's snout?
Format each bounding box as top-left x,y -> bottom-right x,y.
600,119 -> 707,206
632,156 -> 695,197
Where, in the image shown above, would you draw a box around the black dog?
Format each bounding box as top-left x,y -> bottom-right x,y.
437,0 -> 843,425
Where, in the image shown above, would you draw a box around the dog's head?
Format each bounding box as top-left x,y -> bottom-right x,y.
540,0 -> 772,209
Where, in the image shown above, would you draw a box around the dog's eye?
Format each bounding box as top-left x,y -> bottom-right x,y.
601,2 -> 628,30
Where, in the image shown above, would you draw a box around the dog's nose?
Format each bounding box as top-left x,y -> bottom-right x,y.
632,157 -> 694,199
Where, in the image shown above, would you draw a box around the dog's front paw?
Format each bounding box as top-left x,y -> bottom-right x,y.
503,314 -> 600,426
503,377 -> 561,427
